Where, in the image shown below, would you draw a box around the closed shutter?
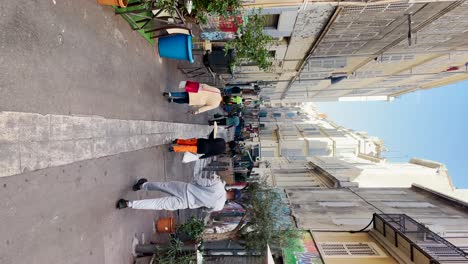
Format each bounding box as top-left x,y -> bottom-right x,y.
320,243 -> 348,256
318,242 -> 385,257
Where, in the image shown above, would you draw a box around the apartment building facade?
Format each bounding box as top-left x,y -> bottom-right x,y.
252,157 -> 468,263
250,103 -> 468,263
230,0 -> 468,103
257,104 -> 384,161
287,185 -> 468,263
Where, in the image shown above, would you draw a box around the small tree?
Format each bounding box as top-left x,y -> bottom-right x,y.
192,0 -> 242,24
202,182 -> 300,252
224,9 -> 275,71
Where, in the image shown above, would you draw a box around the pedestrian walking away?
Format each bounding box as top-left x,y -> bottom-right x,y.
116,177 -> 242,212
223,86 -> 242,96
226,95 -> 243,105
168,129 -> 228,159
163,81 -> 230,115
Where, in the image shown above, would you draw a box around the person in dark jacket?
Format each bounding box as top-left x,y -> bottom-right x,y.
223,86 -> 242,96
208,115 -> 240,129
169,130 -> 226,159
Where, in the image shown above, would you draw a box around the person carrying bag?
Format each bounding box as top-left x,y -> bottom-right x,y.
163,81 -> 229,115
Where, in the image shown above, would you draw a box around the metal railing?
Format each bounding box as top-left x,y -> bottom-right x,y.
374,214 -> 468,263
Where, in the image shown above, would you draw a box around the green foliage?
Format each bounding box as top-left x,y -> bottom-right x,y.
140,0 -> 178,16
202,181 -> 300,254
177,216 -> 205,241
193,0 -> 242,17
153,237 -> 195,264
239,182 -> 300,251
155,0 -> 178,16
283,232 -> 307,264
195,12 -> 208,25
193,0 -> 242,24
224,9 -> 274,71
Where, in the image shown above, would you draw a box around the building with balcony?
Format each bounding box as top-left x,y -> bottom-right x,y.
309,213 -> 468,264
227,1 -> 468,103
278,182 -> 468,263
251,157 -> 468,263
257,105 -> 384,161
254,103 -> 468,201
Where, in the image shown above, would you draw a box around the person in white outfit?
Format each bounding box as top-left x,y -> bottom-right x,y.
116,177 -> 241,212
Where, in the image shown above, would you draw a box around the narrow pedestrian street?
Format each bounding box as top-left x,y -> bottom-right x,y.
3,0 -> 468,263
0,1 -> 213,263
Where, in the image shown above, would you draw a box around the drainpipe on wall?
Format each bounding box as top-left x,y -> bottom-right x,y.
407,13 -> 413,46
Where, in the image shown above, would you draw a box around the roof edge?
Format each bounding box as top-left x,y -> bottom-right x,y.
411,184 -> 468,211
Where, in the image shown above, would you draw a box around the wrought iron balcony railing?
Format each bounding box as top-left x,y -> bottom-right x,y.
373,214 -> 468,264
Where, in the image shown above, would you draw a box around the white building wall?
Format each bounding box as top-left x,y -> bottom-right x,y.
258,105 -> 383,161
308,155 -> 468,203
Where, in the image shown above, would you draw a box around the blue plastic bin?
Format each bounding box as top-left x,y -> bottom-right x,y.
158,34 -> 194,63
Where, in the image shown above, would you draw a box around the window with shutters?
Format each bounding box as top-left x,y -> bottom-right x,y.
318,242 -> 386,258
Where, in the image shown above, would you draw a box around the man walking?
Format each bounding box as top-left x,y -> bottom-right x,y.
208,115 -> 240,129
116,177 -> 241,212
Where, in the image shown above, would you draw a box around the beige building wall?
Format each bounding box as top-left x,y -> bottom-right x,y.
286,187 -> 468,247
272,182 -> 468,262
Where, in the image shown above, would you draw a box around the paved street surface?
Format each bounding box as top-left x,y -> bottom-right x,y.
0,146 -> 200,264
0,0 -> 206,123
0,111 -> 211,178
0,0 -> 220,263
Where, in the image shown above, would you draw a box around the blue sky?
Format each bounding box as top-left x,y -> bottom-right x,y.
315,80 -> 468,189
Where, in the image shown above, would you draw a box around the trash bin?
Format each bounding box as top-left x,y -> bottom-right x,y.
158,34 -> 194,63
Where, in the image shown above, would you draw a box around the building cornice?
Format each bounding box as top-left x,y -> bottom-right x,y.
411,184 -> 468,211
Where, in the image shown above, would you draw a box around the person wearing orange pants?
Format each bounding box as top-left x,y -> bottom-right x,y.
169,129 -> 226,159
172,139 -> 198,154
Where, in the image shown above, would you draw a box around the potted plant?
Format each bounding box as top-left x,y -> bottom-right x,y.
175,216 -> 205,242
224,9 -> 275,72
135,236 -> 197,263
97,0 -> 128,8
152,237 -> 196,264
